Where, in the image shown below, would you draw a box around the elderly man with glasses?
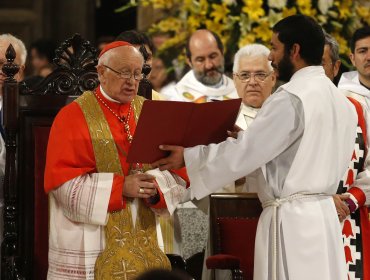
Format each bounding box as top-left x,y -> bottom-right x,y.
233,44 -> 276,134
44,41 -> 189,280
201,43 -> 277,280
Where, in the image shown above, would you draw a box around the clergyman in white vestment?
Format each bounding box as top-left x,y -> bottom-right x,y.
202,43 -> 276,280
153,15 -> 357,280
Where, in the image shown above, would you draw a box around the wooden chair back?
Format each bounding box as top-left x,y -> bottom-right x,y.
209,193 -> 262,280
1,34 -> 98,280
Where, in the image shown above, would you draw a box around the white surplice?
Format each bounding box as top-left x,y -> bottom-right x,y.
339,71 -> 370,113
235,104 -> 266,193
48,173 -> 112,280
169,70 -> 238,102
48,170 -> 185,280
202,104 -> 265,280
184,66 -> 357,280
235,104 -> 259,130
338,71 -> 370,204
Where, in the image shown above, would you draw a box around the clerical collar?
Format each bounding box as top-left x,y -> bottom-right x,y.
100,85 -> 120,103
360,81 -> 370,91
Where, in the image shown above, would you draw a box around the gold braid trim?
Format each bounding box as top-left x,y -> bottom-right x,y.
132,95 -> 175,254
75,91 -> 123,175
76,92 -> 170,279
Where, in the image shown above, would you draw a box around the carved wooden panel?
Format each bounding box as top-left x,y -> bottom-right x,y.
1,33 -> 98,279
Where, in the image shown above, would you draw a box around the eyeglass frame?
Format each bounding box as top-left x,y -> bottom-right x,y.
103,64 -> 144,81
320,61 -> 335,67
233,71 -> 273,83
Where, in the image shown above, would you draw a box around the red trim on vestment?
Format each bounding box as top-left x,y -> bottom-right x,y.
348,97 -> 368,157
345,169 -> 354,186
344,245 -> 353,263
108,174 -> 125,212
348,186 -> 366,207
360,207 -> 370,280
342,220 -> 354,238
144,183 -> 167,209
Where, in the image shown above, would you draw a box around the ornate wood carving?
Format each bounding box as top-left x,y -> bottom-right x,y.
1,34 -> 99,280
1,43 -> 24,280
21,33 -> 99,96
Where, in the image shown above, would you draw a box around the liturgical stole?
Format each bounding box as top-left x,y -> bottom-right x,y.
75,91 -> 170,280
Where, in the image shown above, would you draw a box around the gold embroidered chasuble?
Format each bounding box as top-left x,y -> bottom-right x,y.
75,91 -> 170,280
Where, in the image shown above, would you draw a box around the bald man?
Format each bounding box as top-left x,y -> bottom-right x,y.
169,29 -> 238,102
160,30 -> 239,260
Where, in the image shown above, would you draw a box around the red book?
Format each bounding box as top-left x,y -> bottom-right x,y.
127,99 -> 242,163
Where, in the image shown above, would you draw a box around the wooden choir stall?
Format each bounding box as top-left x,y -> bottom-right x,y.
1,34 -> 99,280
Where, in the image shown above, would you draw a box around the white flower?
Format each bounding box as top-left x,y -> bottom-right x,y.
222,0 -> 237,5
267,9 -> 283,26
318,0 -> 334,14
268,0 -> 287,9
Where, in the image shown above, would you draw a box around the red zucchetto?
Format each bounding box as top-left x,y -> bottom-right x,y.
98,41 -> 132,58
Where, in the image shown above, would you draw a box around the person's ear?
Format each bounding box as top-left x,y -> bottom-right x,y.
16,64 -> 26,81
349,53 -> 356,67
186,57 -> 192,68
270,71 -> 277,87
290,43 -> 300,59
333,59 -> 341,78
96,64 -> 104,75
96,64 -> 106,82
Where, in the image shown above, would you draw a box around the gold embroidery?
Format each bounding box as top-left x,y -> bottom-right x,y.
76,92 -> 170,279
159,216 -> 174,254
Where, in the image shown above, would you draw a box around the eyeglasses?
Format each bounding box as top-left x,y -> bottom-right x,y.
234,71 -> 273,83
321,61 -> 333,67
103,65 -> 144,81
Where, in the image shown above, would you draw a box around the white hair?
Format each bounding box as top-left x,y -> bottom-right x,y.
233,43 -> 273,73
0,33 -> 27,65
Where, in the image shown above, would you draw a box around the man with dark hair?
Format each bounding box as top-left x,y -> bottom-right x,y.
116,30 -> 154,67
323,32 -> 370,280
115,30 -> 158,100
336,26 -> 370,280
153,15 -> 357,280
29,38 -> 57,77
338,26 -> 370,110
169,29 -> 237,102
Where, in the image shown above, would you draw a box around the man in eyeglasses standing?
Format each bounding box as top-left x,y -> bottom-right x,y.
44,42 -> 188,280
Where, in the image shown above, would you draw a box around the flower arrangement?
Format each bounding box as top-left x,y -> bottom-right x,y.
117,0 -> 370,69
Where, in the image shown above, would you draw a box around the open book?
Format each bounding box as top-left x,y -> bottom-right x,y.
127,98 -> 242,163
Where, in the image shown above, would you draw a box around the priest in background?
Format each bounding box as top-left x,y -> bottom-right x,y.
233,43 -> 276,194
169,29 -> 238,102
202,43 -> 276,280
